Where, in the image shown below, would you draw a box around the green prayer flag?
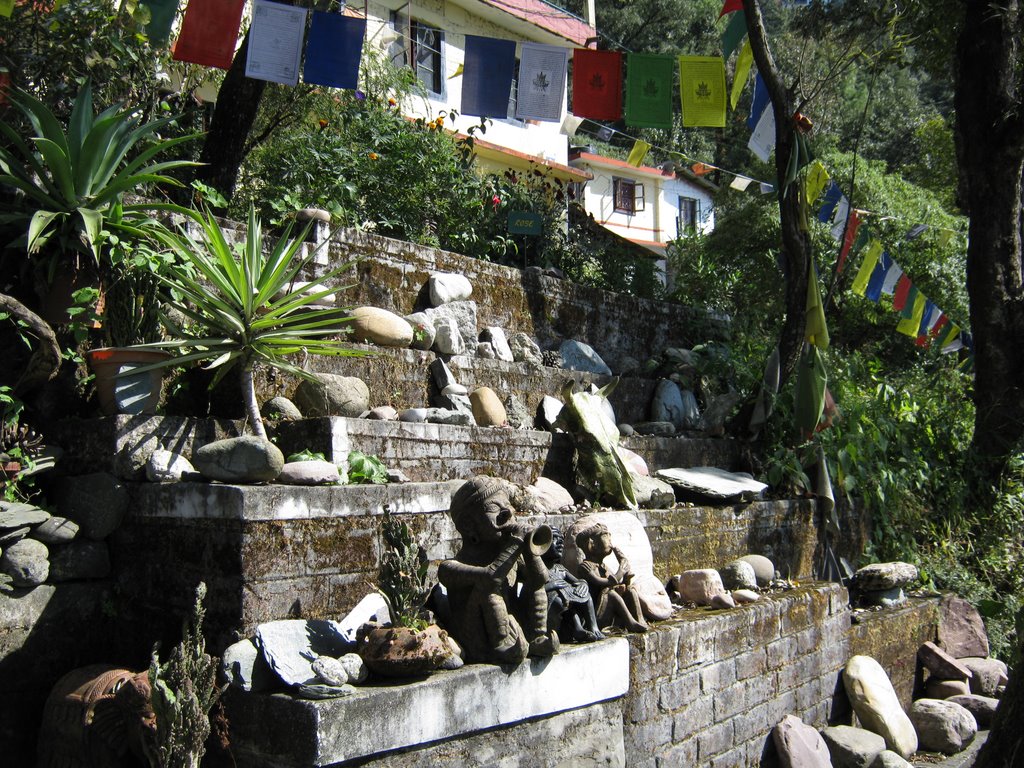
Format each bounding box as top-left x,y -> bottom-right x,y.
141,0 -> 179,45
679,55 -> 726,128
795,344 -> 827,438
805,260 -> 829,349
730,40 -> 753,110
897,291 -> 926,336
625,53 -> 675,129
0,0 -> 14,17
721,10 -> 747,60
851,239 -> 882,296
626,139 -> 651,167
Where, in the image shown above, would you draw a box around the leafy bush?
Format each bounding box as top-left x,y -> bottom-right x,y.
346,450 -> 388,485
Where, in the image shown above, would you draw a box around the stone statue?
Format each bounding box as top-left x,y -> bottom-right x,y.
37,664 -> 156,768
575,523 -> 649,633
438,476 -> 560,664
542,527 -> 605,643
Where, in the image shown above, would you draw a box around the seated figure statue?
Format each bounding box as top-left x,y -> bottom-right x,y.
575,523 -> 649,633
543,527 -> 604,643
438,476 -> 561,664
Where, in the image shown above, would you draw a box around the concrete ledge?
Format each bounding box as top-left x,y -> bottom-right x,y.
227,637 -> 630,767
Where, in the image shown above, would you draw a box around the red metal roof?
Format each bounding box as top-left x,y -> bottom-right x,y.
475,0 -> 594,46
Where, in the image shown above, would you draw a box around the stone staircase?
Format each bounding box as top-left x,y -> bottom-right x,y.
0,227 -> 935,766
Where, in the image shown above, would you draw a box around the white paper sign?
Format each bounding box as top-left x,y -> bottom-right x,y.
747,105 -> 776,162
245,0 -> 307,86
516,42 -> 569,122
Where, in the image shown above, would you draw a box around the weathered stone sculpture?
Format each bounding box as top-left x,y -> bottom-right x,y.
37,664 -> 155,768
542,527 -> 604,643
575,523 -> 649,633
438,476 -> 560,664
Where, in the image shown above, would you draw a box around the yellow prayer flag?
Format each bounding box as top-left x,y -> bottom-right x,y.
897,292 -> 927,336
850,239 -> 882,296
678,55 -> 727,128
0,0 -> 13,17
627,139 -> 651,167
730,40 -> 753,110
448,63 -> 464,79
937,228 -> 955,248
805,161 -> 830,206
805,260 -> 829,349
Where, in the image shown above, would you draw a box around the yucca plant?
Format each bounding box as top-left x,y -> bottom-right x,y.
142,206 -> 368,437
0,79 -> 198,276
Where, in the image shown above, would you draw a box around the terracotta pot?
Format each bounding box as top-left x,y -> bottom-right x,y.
86,347 -> 171,416
357,624 -> 452,678
1,461 -> 22,480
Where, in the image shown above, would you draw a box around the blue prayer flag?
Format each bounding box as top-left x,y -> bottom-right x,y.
463,35 -> 516,118
747,73 -> 768,130
304,13 -> 366,90
817,182 -> 843,223
864,251 -> 891,302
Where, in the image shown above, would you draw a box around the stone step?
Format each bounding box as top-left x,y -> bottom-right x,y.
108,480 -> 862,649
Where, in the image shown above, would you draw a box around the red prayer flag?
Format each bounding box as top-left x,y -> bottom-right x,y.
719,0 -> 743,18
173,0 -> 245,70
0,71 -> 9,106
692,162 -> 714,176
892,275 -> 912,311
571,49 -> 623,121
836,210 -> 862,273
930,314 -> 949,338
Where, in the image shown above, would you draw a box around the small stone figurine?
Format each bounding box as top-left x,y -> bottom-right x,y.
575,523 -> 649,633
438,476 -> 560,664
543,527 -> 605,643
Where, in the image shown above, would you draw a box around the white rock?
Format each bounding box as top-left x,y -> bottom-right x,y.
674,569 -> 726,606
732,589 -> 760,604
405,312 -> 436,350
772,714 -> 833,768
277,460 -> 341,486
909,698 -> 977,755
146,449 -> 196,482
523,477 -> 574,514
428,272 -> 473,306
433,317 -> 465,355
842,655 -> 918,758
480,327 -> 514,362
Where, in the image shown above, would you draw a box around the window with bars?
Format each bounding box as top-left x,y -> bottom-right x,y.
390,13 -> 444,95
613,178 -> 645,214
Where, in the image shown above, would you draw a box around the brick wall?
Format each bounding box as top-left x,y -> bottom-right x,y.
621,583 -> 850,767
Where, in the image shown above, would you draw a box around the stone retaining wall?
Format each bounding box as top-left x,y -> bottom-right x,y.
622,584 -> 850,767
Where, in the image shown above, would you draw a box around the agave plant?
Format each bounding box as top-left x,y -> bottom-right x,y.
0,79 -> 198,274
143,206 -> 367,437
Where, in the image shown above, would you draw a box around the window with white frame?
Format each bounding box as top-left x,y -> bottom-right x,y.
613,177 -> 645,214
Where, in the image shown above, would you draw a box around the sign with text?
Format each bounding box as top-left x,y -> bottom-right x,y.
508,211 -> 542,235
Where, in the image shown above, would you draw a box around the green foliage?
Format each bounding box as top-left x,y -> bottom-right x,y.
376,507 -> 431,629
347,450 -> 388,485
146,582 -> 222,768
0,79 -> 198,280
287,449 -> 327,463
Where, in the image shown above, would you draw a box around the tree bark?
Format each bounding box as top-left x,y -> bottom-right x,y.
0,292 -> 61,396
239,365 -> 266,439
953,0 -> 1024,491
195,30 -> 268,200
743,0 -> 812,387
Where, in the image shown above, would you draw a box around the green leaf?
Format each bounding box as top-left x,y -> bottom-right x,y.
27,210 -> 63,254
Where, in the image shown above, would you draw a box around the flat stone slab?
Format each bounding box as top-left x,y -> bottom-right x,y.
227,637 -> 630,767
655,466 -> 768,500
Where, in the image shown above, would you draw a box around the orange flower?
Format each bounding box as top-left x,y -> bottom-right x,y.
388,97 -> 397,107
369,152 -> 379,160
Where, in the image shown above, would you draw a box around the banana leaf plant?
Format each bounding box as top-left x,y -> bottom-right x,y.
0,79 -> 199,280
140,206 -> 368,438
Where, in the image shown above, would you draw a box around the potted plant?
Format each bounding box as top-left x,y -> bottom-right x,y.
0,79 -> 198,323
136,205 -> 367,437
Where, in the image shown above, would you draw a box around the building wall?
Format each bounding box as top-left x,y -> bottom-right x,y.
365,0 -> 577,165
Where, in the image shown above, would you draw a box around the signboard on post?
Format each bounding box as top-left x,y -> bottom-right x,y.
508,211 -> 542,235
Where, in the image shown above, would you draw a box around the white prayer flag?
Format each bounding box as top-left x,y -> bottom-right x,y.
730,176 -> 753,191
881,261 -> 903,295
246,0 -> 307,86
830,196 -> 851,240
560,114 -> 584,137
748,105 -> 775,162
516,42 -> 569,122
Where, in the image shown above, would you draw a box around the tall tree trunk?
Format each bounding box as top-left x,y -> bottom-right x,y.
953,0 -> 1024,491
956,3 -> 1024,762
195,30 -> 267,200
744,0 -> 812,387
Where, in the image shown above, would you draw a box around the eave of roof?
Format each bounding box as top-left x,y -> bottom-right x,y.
450,0 -> 595,46
463,133 -> 594,182
570,150 -> 719,192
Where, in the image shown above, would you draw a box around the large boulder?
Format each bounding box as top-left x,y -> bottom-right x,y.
277,460 -> 341,486
842,655 -> 918,758
737,554 -> 776,587
54,472 -> 128,541
820,725 -> 886,768
469,387 -> 507,427
673,569 -> 726,606
145,449 -> 196,482
937,594 -> 989,659
349,306 -> 414,347
852,562 -> 919,591
909,698 -> 977,755
631,475 -> 676,509
256,619 -> 354,687
432,317 -> 465,355
772,714 -> 833,768
560,340 -> 612,376
428,272 -> 472,306
509,332 -> 543,366
960,656 -> 1009,696
947,694 -> 999,727
193,436 -> 285,483
480,327 -> 514,362
650,379 -> 686,429
293,374 -> 370,417
720,560 -> 758,591
424,300 -> 477,349
405,312 -> 436,351
918,641 -> 972,681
